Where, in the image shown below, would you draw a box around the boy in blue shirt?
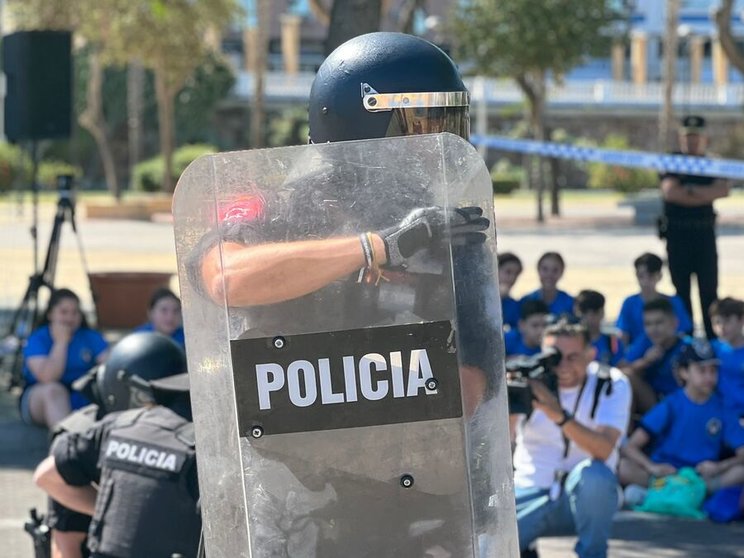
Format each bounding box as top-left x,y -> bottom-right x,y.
619,339 -> 744,493
498,252 -> 523,332
710,297 -> 744,416
505,299 -> 549,359
622,298 -> 686,414
574,289 -> 625,367
519,251 -> 574,319
616,252 -> 693,346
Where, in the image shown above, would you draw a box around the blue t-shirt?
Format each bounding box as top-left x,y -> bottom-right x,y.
712,340 -> 744,416
616,293 -> 693,344
641,389 -> 744,469
134,323 -> 186,349
23,325 -> 109,410
592,332 -> 625,367
501,296 -> 520,331
624,335 -> 685,396
504,329 -> 541,358
520,289 -> 574,318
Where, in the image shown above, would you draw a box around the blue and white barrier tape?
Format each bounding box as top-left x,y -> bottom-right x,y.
470,135 -> 744,181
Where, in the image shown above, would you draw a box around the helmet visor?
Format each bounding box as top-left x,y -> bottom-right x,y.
385,106 -> 470,140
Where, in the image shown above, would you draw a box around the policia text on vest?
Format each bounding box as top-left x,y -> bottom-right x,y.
231,321 -> 463,436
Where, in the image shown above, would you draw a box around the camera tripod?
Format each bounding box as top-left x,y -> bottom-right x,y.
2,174 -> 93,390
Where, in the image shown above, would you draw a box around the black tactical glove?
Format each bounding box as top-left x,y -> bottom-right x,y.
378,206 -> 489,267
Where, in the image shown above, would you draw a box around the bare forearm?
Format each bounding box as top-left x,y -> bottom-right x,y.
31,342 -> 69,383
661,178 -> 729,206
33,456 -> 96,516
620,443 -> 654,472
203,235 -> 387,306
562,420 -> 616,461
717,453 -> 744,473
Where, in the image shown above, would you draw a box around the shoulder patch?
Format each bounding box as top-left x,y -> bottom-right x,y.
103,435 -> 187,474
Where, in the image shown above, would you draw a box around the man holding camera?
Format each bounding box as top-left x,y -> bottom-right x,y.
510,322 -> 631,558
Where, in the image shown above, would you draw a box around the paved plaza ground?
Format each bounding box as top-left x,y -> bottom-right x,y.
1,191 -> 744,557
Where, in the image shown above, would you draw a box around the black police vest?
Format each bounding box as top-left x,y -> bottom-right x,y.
88,406 -> 200,558
51,404 -> 101,440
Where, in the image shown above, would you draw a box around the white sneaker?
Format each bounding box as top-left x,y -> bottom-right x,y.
623,484 -> 648,508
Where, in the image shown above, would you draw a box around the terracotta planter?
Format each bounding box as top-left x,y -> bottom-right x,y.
89,272 -> 172,329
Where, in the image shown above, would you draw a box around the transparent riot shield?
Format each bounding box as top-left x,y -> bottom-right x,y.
173,133 -> 518,558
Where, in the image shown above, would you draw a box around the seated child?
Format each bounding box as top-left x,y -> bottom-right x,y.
574,289 -> 625,367
519,251 -> 574,319
619,339 -> 744,496
504,299 -> 549,359
498,252 -> 523,331
710,297 -> 744,416
134,287 -> 185,348
622,298 -> 686,414
616,252 -> 693,345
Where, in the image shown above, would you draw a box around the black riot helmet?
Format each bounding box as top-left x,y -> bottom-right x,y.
309,32 -> 470,144
97,332 -> 187,413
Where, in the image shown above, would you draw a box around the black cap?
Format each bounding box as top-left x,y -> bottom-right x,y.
676,338 -> 719,368
680,115 -> 706,133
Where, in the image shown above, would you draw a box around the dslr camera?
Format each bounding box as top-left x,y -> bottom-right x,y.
506,347 -> 562,415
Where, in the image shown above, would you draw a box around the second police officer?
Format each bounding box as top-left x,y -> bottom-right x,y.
33,332 -> 201,558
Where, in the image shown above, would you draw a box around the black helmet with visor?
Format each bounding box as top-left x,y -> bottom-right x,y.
309,32 -> 469,143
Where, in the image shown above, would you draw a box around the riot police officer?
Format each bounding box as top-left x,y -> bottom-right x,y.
179,32 -> 517,557
33,332 -> 200,558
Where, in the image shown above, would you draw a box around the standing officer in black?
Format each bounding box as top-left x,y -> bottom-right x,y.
659,115 -> 730,340
33,332 -> 200,558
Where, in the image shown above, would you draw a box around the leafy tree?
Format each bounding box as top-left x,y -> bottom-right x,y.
453,0 -> 625,221
714,0 -> 744,77
9,0 -> 240,194
107,0 -> 239,191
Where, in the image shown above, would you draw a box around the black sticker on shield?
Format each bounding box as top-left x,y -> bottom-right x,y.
231,321 -> 463,436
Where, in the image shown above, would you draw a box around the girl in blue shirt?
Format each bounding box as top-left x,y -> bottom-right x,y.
21,288 -> 109,428
133,287 -> 185,348
498,252 -> 523,331
520,251 -> 574,318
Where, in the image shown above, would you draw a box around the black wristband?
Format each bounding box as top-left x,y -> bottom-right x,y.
556,409 -> 573,427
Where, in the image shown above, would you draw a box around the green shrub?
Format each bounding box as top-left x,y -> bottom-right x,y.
38,161 -> 83,189
132,144 -> 217,192
586,134 -> 657,194
0,142 -> 31,193
490,158 -> 523,195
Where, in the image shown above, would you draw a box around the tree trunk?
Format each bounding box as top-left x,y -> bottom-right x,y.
517,71 -> 547,223
549,156 -> 561,216
309,0 -> 331,26
325,0 -> 382,55
714,0 -> 744,75
398,0 -> 426,33
250,0 -> 270,149
78,50 -> 120,199
154,68 -> 176,192
659,0 -> 679,151
127,61 -> 145,188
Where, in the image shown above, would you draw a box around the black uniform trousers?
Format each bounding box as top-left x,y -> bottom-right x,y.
665,223 -> 718,340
